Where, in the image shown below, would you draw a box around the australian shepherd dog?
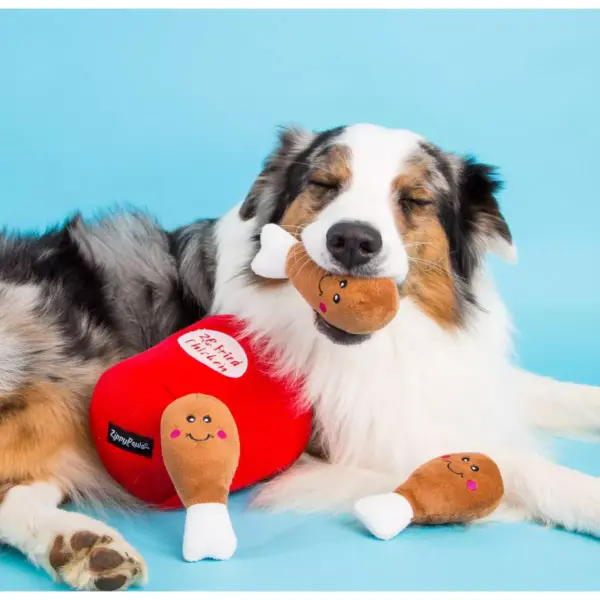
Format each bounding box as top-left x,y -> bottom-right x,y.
1,123 -> 599,590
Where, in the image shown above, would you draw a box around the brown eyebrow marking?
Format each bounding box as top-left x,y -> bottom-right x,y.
312,145 -> 352,185
392,160 -> 436,203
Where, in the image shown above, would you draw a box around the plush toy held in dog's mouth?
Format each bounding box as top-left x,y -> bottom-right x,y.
250,224 -> 400,336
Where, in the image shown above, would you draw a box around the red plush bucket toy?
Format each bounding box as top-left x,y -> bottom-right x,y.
90,315 -> 311,562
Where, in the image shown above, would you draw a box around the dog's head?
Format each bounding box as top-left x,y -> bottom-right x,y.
240,123 -> 514,344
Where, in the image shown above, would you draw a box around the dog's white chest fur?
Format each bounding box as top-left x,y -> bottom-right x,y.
303,288 -> 537,479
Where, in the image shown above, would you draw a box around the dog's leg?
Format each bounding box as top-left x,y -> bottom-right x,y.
0,481 -> 147,591
500,452 -> 600,536
514,368 -> 600,438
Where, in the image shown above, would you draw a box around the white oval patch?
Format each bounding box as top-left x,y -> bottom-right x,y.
177,329 -> 248,379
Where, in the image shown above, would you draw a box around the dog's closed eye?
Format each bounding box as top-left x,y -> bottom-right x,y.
406,197 -> 433,207
310,177 -> 340,191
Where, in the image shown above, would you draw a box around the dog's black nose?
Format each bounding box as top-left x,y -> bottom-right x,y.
326,221 -> 382,270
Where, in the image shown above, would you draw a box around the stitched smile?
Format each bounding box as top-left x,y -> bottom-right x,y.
185,433 -> 213,442
445,461 -> 464,477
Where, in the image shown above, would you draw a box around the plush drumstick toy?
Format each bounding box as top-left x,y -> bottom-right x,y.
161,394 -> 241,561
251,224 -> 400,335
353,453 -> 504,541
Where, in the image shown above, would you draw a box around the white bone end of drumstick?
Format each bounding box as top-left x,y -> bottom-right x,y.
250,224 -> 297,279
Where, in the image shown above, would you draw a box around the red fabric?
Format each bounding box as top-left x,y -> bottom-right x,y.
89,315 -> 311,509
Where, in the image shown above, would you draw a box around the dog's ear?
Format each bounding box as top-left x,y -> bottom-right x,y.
238,170 -> 267,221
457,157 -> 516,265
239,126 -> 314,221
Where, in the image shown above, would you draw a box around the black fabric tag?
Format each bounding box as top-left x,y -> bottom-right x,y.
107,422 -> 154,459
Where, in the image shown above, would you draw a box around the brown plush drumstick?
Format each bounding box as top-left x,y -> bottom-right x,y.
354,453 -> 504,540
250,224 -> 400,335
161,393 -> 240,561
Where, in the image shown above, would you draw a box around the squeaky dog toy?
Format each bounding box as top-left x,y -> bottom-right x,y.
353,453 -> 504,540
160,393 -> 241,562
251,224 -> 400,335
90,315 -> 312,563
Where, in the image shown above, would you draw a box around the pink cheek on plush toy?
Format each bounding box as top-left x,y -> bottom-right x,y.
217,429 -> 227,439
441,454 -> 450,459
466,479 -> 477,492
170,429 -> 181,439
319,302 -> 327,313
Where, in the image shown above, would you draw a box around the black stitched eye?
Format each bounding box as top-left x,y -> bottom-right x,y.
203,415 -> 211,424
186,415 -> 196,423
333,294 -> 340,304
471,465 -> 479,472
339,280 -> 347,288
462,457 -> 470,462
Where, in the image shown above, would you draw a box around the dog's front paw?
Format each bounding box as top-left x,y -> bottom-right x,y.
48,526 -> 146,591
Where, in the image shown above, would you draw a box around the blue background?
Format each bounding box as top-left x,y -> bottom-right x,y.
1,9 -> 599,591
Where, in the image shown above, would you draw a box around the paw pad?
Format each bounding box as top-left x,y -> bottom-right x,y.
70,530 -> 102,552
95,574 -> 128,591
48,528 -> 145,591
49,535 -> 70,572
89,547 -> 125,573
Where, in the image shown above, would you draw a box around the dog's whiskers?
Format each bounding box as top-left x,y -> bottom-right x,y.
408,256 -> 450,276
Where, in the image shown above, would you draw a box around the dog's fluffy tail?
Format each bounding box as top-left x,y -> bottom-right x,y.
251,454 -> 401,514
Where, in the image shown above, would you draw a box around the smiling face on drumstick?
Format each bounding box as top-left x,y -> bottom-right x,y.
168,398 -> 229,444
437,453 -> 501,493
161,394 -> 240,508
